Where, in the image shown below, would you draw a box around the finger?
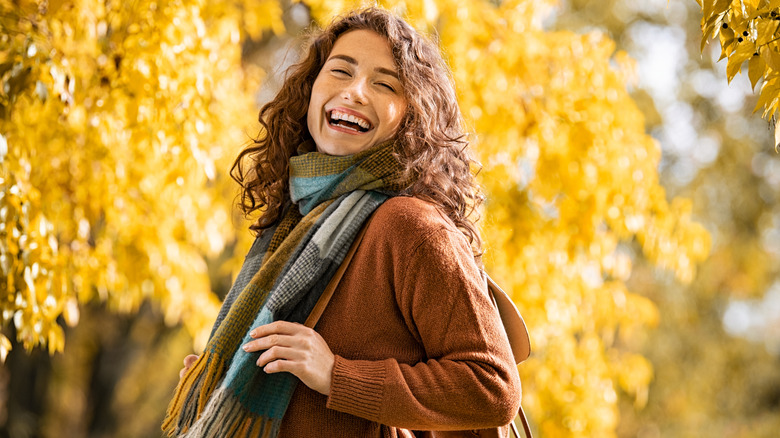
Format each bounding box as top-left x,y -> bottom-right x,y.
183,354 -> 199,367
244,327 -> 319,352
249,321 -> 306,338
243,332 -> 303,352
262,358 -> 303,375
256,346 -> 305,368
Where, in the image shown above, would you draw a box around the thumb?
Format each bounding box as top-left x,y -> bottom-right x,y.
183,354 -> 199,368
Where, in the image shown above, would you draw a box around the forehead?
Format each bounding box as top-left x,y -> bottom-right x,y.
329,29 -> 397,69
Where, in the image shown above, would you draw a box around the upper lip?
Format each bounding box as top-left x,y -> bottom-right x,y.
326,106 -> 374,130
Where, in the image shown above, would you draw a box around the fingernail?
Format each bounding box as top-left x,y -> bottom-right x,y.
250,330 -> 257,338
242,344 -> 250,351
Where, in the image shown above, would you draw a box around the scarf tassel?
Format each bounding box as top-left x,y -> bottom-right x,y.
180,386 -> 282,438
163,351 -> 228,436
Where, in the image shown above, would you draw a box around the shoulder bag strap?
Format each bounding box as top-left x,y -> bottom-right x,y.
508,405 -> 533,438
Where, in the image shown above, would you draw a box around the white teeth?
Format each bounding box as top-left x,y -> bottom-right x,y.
330,110 -> 370,130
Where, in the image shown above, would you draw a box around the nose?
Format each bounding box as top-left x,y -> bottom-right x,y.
342,77 -> 367,105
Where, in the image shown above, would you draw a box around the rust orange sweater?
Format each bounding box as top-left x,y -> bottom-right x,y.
278,196 -> 522,437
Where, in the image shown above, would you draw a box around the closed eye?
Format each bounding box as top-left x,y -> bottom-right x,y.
377,82 -> 396,92
332,68 -> 351,76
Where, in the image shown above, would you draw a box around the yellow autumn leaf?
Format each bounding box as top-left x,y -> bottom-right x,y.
749,51 -> 765,89
756,19 -> 779,46
699,0 -> 780,118
761,41 -> 780,70
755,76 -> 780,113
727,38 -> 756,82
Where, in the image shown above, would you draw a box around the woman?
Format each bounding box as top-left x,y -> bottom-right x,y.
164,8 -> 521,437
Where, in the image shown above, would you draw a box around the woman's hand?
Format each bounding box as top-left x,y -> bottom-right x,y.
242,321 -> 335,395
179,354 -> 199,379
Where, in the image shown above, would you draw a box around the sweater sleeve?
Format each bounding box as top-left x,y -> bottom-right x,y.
325,227 -> 522,430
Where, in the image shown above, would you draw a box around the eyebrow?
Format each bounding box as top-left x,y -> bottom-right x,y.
327,54 -> 400,79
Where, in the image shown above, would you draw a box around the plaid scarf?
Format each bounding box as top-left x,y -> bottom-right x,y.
162,141 -> 407,437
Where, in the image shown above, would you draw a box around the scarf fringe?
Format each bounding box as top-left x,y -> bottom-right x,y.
162,351 -> 227,437
180,386 -> 282,438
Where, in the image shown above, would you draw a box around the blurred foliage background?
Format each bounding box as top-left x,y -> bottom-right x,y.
0,0 -> 778,437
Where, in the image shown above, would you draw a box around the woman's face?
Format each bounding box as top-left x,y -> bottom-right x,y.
306,30 -> 407,156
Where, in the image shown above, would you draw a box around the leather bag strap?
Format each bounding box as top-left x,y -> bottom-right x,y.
518,405 -> 533,438
508,405 -> 533,438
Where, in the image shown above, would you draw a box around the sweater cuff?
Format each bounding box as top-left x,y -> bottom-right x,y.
326,355 -> 386,421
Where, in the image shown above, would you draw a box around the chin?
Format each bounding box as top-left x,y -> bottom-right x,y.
317,144 -> 352,156
317,141 -> 371,156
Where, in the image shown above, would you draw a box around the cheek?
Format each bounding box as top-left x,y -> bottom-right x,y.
309,77 -> 328,110
384,100 -> 407,130
307,84 -> 324,125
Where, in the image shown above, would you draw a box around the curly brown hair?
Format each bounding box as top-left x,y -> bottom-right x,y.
231,7 -> 484,252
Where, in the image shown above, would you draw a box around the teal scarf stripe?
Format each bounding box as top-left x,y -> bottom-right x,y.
291,172 -> 350,215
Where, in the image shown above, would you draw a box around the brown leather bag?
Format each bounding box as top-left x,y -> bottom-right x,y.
305,218 -> 533,438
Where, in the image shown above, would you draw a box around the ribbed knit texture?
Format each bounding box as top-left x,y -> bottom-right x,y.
326,357 -> 386,419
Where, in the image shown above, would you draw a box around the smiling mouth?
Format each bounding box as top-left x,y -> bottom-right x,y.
327,110 -> 372,133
